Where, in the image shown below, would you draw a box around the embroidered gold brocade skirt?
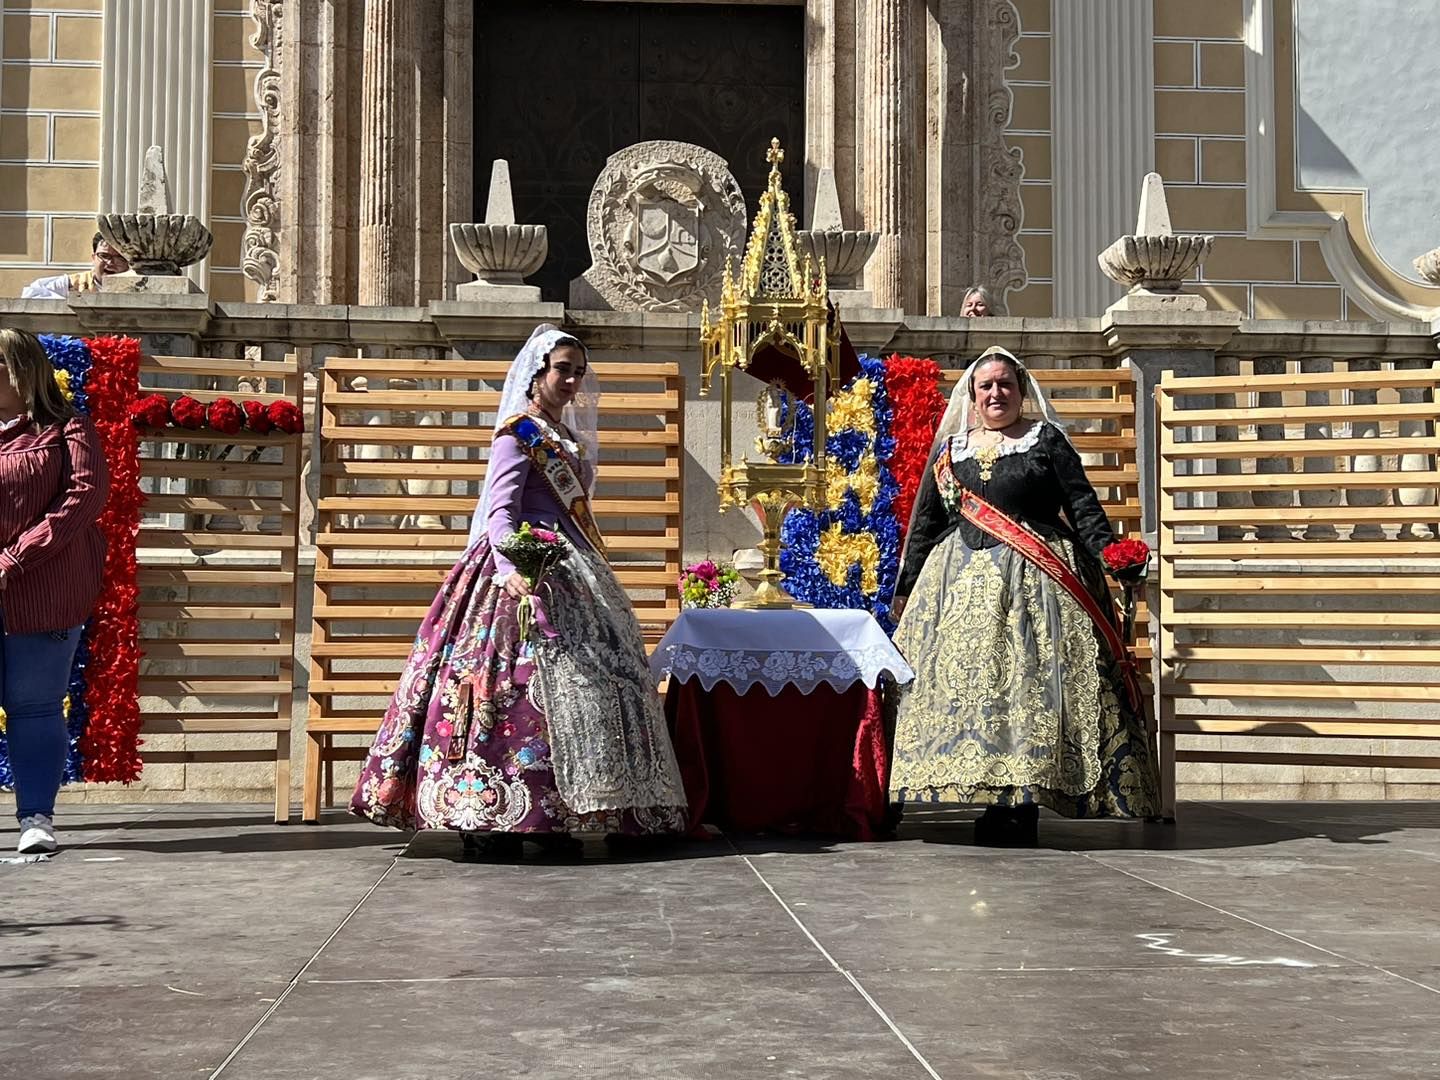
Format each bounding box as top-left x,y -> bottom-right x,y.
892,534 -> 1159,819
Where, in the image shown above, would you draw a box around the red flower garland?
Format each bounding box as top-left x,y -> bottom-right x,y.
170,394 -> 206,430
883,355 -> 949,538
206,396 -> 244,435
266,399 -> 304,434
128,393 -> 170,429
242,399 -> 273,434
80,335 -> 144,783
133,393 -> 300,436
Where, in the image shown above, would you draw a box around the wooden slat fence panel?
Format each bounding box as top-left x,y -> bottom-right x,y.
1156,360 -> 1440,816
303,356 -> 684,819
136,354 -> 304,822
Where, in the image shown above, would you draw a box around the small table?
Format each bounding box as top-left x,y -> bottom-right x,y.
650,609 -> 915,840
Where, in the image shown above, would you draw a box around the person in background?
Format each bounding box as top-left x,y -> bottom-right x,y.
21,233 -> 129,300
0,328 -> 109,855
961,285 -> 995,317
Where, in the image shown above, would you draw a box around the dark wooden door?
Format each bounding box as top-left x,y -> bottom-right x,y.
474,1 -> 805,302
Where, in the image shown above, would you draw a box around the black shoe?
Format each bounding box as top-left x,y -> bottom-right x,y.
603,832 -> 674,856
974,806 -> 1038,848
461,832 -> 523,862
973,806 -> 1008,846
533,833 -> 585,863
1012,804 -> 1040,847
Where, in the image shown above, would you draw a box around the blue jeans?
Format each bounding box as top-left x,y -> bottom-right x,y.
1,617 -> 81,820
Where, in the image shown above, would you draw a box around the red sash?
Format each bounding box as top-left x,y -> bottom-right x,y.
955,487 -> 1145,714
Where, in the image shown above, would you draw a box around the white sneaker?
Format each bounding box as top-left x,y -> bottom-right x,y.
17,814 -> 57,855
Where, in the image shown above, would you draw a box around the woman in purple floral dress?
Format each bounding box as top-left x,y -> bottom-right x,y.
351,325 -> 687,859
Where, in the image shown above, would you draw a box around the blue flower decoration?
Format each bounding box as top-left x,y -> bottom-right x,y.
779,355 -> 903,633
513,417 -> 544,447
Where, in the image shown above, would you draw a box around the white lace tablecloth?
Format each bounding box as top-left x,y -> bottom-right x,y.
649,609 -> 915,696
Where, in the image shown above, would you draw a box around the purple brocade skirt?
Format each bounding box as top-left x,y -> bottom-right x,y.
350,539 -> 686,835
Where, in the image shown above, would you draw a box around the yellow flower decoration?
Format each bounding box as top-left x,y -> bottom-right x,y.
53,368 -> 74,403
828,453 -> 880,513
817,522 -> 880,594
828,377 -> 875,439
0,705 -> 5,734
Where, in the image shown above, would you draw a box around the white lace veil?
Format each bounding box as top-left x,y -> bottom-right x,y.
899,346 -> 1072,572
468,324 -> 599,545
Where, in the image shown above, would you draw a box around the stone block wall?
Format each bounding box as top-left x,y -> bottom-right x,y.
0,0 -> 265,300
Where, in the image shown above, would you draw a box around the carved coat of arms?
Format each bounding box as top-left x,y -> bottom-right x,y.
576,142 -> 747,313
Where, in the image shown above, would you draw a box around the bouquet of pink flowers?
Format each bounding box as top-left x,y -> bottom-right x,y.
678,559 -> 741,610
496,521 -> 569,641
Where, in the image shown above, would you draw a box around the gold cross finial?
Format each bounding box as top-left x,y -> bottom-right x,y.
767,138 -> 784,168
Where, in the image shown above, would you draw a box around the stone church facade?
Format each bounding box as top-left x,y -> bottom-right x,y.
1,0 -> 1437,322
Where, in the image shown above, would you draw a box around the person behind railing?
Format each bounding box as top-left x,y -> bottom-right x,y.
960,284 -> 995,317
350,324 -> 687,860
889,346 -> 1158,846
20,232 -> 129,300
0,329 -> 109,856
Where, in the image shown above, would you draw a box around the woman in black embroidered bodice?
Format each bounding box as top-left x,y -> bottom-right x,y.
889,347 -> 1159,844
897,420 -> 1114,598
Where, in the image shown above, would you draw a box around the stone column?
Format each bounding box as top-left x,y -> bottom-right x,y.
1251,355 -> 1294,539
1101,310 -> 1240,541
279,0 -> 364,304
859,0 -> 921,313
1346,357 -> 1386,540
1052,0 -> 1154,317
358,0 -> 417,307
1298,354 -> 1340,539
100,0 -> 216,290
1395,353 -> 1439,539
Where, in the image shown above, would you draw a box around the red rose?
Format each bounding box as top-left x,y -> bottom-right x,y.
206,397 -> 244,435
266,399 -> 304,434
1102,538 -> 1151,582
170,394 -> 206,429
242,399 -> 273,434
128,393 -> 171,429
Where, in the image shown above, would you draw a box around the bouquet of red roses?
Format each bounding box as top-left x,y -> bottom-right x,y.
495,521 -> 569,643
1102,537 -> 1150,643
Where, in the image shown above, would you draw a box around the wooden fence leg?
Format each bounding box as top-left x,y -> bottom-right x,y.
1159,730 -> 1177,823
273,730 -> 291,824
324,736 -> 335,808
302,731 -> 324,823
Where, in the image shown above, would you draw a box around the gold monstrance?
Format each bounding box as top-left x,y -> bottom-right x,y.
699,138 -> 841,609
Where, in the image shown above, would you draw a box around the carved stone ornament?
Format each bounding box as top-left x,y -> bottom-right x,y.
1098,172 -> 1213,311
980,0 -> 1028,309
97,145 -> 214,280
241,0 -> 282,302
573,141 -> 747,313
1414,247 -> 1440,286
795,167 -> 879,304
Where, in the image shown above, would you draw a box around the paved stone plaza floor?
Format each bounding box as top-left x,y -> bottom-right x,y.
4,801 -> 1440,1079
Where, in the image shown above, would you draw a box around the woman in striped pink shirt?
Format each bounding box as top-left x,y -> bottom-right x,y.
0,329 -> 108,856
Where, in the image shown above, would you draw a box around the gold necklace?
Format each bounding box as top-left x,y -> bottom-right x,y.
969,423 -> 1026,481
973,443 -> 1001,482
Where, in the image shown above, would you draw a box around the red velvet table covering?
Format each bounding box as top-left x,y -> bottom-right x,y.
664,679 -> 892,840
